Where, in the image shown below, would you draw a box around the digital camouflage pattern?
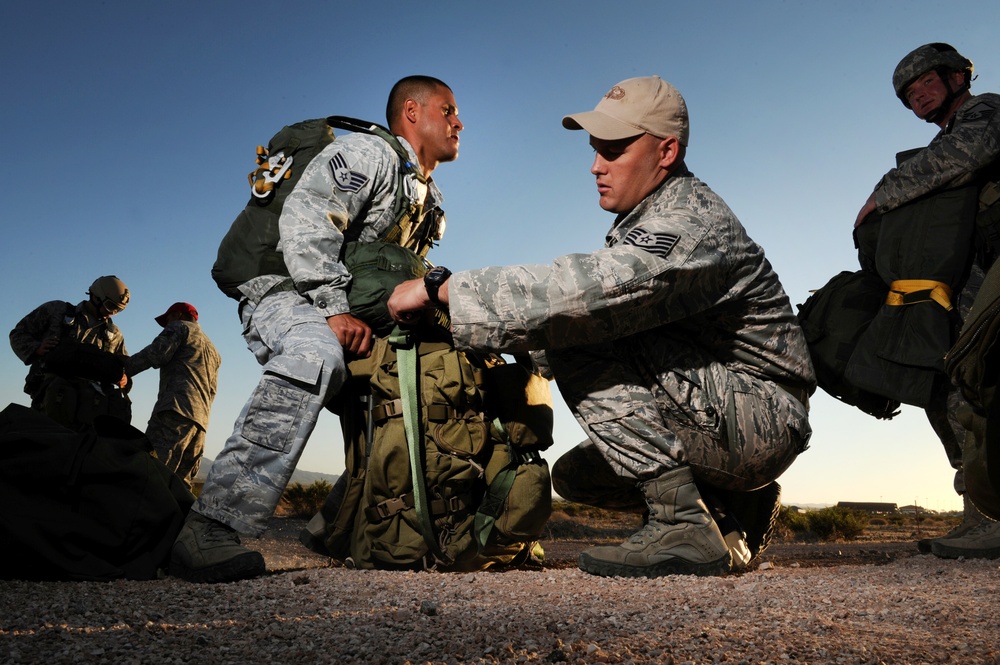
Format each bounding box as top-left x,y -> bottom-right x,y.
239,132 -> 444,312
9,299 -> 130,429
10,300 -> 127,363
195,132 -> 443,537
892,43 -> 973,106
145,410 -> 206,491
926,264 -> 986,495
449,171 -> 815,488
871,81 -> 1000,505
195,291 -> 345,536
124,320 -> 220,429
874,93 -> 1000,213
124,319 -> 221,490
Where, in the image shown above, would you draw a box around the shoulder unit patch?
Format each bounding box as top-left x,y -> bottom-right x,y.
623,227 -> 680,258
330,152 -> 369,192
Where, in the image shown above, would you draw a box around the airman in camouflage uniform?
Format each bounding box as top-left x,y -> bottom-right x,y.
855,44 -> 1000,559
170,76 -> 463,583
9,276 -> 131,430
124,302 -> 220,491
389,76 -> 815,578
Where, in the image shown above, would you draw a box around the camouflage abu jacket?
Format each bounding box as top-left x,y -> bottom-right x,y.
448,170 -> 816,393
874,92 -> 1000,213
240,132 -> 444,315
123,320 -> 220,429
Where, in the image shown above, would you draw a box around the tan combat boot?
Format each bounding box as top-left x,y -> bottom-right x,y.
917,493 -> 984,554
577,466 -> 733,578
170,511 -> 266,583
930,517 -> 1000,559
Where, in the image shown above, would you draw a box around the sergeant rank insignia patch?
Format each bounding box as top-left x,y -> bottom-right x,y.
623,228 -> 680,258
330,153 -> 369,192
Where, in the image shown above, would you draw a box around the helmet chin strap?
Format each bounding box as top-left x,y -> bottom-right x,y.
923,68 -> 969,125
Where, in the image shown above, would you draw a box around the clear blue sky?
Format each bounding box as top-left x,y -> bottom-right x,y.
4,1 -> 998,511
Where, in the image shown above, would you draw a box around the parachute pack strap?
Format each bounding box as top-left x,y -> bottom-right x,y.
886,280 -> 954,310
474,418 -> 518,551
365,491 -> 470,525
391,325 -> 450,563
326,115 -> 430,251
326,116 -> 424,182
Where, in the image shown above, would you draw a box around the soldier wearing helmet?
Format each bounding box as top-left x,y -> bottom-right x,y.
9,275 -> 132,430
854,44 -> 1000,561
855,43 -> 998,232
892,43 -> 975,126
88,275 -> 131,318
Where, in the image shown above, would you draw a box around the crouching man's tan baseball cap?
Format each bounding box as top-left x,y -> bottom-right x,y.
562,75 -> 690,145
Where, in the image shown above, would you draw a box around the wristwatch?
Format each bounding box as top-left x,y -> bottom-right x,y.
423,266 -> 451,305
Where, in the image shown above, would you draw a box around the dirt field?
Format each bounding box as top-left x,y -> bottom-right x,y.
2,511 -> 998,664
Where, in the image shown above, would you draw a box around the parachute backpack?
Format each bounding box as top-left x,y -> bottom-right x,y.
211,116 -> 435,306
303,324 -> 555,572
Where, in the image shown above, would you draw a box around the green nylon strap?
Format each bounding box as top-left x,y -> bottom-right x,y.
390,325 -> 450,564
473,418 -> 518,551
326,116 -> 434,256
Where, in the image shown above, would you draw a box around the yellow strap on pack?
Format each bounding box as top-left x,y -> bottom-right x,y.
886,279 -> 953,310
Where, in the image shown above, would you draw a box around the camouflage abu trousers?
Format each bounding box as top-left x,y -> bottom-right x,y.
925,263 -> 985,496
146,410 -> 205,492
194,290 -> 346,537
547,332 -> 811,509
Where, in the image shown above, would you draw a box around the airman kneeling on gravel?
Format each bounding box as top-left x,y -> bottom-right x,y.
388,75 -> 816,578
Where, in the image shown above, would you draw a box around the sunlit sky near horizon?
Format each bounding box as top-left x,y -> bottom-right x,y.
5,1 -> 1000,511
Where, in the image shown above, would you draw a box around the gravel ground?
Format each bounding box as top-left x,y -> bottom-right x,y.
2,518 -> 999,664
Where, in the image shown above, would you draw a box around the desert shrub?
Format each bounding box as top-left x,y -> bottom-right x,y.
806,506 -> 869,540
543,502 -> 643,540
776,506 -> 811,536
775,506 -> 869,541
281,480 -> 333,518
553,501 -> 615,520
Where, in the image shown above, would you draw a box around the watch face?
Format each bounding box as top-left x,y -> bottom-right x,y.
425,267 -> 450,304
428,267 -> 450,283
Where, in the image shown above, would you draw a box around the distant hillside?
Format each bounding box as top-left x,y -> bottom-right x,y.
196,458 -> 339,487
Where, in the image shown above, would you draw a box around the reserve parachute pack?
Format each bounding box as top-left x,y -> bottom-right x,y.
303,325 -> 554,571
796,269 -> 902,420
211,115 -> 436,321
799,147 -> 979,416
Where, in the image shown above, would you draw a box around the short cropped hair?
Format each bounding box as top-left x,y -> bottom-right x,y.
386,76 -> 452,127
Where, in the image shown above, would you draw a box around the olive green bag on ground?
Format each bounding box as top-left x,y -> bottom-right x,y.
307,326 -> 553,571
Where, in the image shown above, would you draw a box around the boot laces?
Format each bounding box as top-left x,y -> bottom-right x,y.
200,518 -> 242,546
628,520 -> 667,544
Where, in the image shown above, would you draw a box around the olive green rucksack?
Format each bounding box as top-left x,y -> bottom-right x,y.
309,326 -> 554,571
211,116 -> 435,322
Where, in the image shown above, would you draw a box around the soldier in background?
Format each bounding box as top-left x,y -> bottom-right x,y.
855,43 -> 1000,559
124,302 -> 221,492
389,76 -> 815,578
9,275 -> 131,430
